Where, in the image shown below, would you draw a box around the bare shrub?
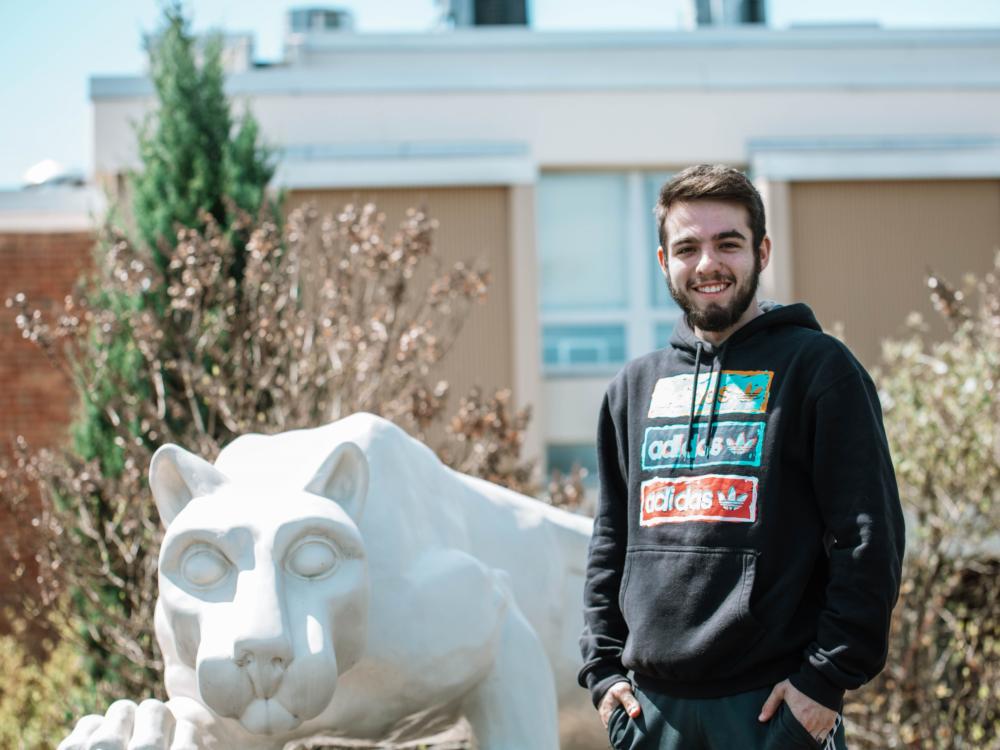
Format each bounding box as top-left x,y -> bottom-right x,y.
846,253 -> 1000,749
2,201 -> 582,706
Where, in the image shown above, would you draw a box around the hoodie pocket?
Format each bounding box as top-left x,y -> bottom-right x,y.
620,546 -> 763,682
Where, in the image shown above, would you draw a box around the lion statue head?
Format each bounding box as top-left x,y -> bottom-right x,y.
149,438 -> 370,737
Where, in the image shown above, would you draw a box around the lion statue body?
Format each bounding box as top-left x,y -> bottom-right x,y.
59,413 -> 602,750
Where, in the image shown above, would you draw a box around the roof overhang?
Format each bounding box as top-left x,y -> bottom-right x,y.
274,140 -> 537,188
749,135 -> 1000,181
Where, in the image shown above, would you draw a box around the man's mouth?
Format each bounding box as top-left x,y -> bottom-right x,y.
690,280 -> 733,296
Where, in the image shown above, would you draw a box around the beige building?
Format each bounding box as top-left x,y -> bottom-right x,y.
88,24 -> 1000,485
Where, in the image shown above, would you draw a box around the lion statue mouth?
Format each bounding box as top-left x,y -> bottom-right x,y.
239,698 -> 302,735
194,649 -> 341,738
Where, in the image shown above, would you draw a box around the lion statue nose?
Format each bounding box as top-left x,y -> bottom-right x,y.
235,637 -> 294,699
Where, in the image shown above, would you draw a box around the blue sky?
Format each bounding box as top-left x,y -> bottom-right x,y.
2,0 -> 1000,189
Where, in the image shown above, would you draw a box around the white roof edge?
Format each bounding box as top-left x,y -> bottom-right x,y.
91,76 -> 1000,100
750,135 -> 1000,181
275,151 -> 537,189
281,141 -> 530,160
90,26 -> 1000,100
286,26 -> 1000,51
0,187 -> 107,233
748,134 -> 1000,152
0,213 -> 100,233
90,81 -> 1000,103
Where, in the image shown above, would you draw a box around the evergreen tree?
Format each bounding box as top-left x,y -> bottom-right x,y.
133,5 -> 273,268
74,4 -> 273,469
65,3 -> 273,692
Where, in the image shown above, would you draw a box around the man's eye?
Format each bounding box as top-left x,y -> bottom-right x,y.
286,538 -> 340,580
182,546 -> 231,588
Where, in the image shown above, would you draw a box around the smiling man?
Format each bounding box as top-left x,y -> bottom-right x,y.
578,165 -> 905,750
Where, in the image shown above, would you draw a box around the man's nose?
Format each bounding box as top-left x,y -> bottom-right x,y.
695,246 -> 721,274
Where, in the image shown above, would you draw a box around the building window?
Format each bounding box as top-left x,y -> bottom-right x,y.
654,321 -> 676,350
538,172 -> 629,311
546,443 -> 599,488
645,172 -> 679,312
538,170 -> 681,376
542,323 -> 626,370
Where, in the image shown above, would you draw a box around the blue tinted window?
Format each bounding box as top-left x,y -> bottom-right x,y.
542,324 -> 626,369
645,172 -> 681,312
546,443 -> 599,488
538,173 -> 628,312
654,320 -> 680,350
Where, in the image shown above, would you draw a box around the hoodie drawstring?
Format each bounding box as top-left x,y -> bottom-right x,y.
684,341 -> 728,467
685,342 -> 703,464
706,342 -> 728,451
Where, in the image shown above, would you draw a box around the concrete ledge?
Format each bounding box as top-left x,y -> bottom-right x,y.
0,186 -> 106,233
750,135 -> 1000,181
90,27 -> 1000,100
274,141 -> 536,188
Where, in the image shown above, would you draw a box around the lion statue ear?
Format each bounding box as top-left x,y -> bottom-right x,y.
304,441 -> 369,524
150,444 -> 231,527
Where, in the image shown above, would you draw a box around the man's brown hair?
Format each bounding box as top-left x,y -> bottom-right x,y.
654,164 -> 766,252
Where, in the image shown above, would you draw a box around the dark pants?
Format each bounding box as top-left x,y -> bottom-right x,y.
606,684 -> 848,750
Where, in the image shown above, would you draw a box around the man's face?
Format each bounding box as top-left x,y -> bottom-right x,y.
657,199 -> 770,341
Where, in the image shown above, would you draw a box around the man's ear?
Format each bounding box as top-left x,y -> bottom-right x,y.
149,445 -> 231,527
758,235 -> 772,272
304,441 -> 369,524
657,246 -> 669,277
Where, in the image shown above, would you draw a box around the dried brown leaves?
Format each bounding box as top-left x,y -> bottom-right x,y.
3,199 -> 583,701
848,252 -> 1000,748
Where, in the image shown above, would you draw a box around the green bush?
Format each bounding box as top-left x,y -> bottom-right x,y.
0,628 -> 101,750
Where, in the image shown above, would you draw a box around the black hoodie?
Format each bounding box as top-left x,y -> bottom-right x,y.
578,302 -> 905,712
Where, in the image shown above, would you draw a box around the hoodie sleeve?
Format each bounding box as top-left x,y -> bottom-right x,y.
578,388 -> 632,707
789,368 -> 905,711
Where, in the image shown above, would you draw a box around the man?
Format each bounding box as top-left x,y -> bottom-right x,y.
578,164 -> 905,749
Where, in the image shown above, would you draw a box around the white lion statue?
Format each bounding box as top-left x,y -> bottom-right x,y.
59,413 -> 602,750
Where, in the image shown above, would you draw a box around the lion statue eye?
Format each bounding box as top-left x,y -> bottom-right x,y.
287,538 -> 340,580
181,546 -> 231,588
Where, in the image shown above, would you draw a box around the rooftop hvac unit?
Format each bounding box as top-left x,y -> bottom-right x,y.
288,7 -> 355,34
447,0 -> 528,27
694,0 -> 766,26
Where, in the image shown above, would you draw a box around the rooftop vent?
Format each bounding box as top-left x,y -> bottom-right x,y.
288,7 -> 355,34
445,0 -> 528,27
22,160 -> 85,189
694,0 -> 766,26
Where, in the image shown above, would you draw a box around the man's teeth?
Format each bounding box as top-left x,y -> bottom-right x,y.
696,283 -> 729,293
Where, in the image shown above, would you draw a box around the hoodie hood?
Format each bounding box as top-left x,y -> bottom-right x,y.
668,301 -> 823,465
669,301 -> 822,362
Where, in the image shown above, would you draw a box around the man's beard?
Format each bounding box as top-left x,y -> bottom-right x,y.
667,252 -> 762,333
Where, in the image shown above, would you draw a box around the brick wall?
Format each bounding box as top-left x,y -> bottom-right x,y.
0,230 -> 94,619
0,232 -> 93,449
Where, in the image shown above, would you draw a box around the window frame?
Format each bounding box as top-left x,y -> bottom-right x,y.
539,169 -> 681,377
